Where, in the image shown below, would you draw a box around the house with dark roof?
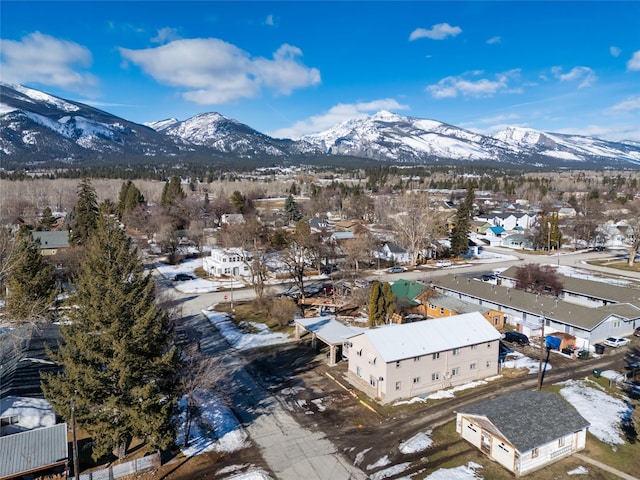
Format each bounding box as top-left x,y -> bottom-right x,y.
376,242 -> 411,264
431,274 -> 640,350
31,231 -> 70,256
456,391 -> 589,476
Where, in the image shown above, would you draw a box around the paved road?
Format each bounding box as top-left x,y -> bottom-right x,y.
174,292 -> 367,480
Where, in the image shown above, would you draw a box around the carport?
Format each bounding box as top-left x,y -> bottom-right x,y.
294,317 -> 359,366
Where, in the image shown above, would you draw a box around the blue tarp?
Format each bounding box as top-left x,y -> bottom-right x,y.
546,335 -> 562,350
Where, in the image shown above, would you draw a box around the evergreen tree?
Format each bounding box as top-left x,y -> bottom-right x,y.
38,207 -> 57,231
368,281 -> 395,327
230,190 -> 246,214
118,180 -> 145,215
449,187 -> 474,257
68,178 -> 99,245
5,225 -> 56,322
160,176 -> 186,207
284,194 -> 302,222
42,202 -> 179,460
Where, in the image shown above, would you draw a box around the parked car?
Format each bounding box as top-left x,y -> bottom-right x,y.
603,336 -> 631,348
173,273 -> 195,281
321,264 -> 339,274
387,266 -> 407,274
634,327 -> 640,337
503,331 -> 530,346
591,245 -> 606,251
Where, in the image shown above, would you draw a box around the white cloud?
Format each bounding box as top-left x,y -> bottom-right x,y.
267,99 -> 409,138
0,32 -> 97,91
551,66 -> 596,88
427,70 -> 521,98
477,113 -> 520,124
610,46 -> 621,57
627,50 -> 640,71
265,14 -> 275,26
409,23 -> 461,41
486,36 -> 501,45
119,38 -> 320,104
556,124 -> 640,142
607,96 -> 640,113
151,27 -> 181,44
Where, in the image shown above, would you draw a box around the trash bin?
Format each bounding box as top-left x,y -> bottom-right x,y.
593,368 -> 601,378
578,350 -> 589,360
594,343 -> 605,355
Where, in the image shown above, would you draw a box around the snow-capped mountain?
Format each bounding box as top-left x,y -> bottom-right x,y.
0,83 -> 182,162
145,112 -> 321,157
2,83 -> 639,169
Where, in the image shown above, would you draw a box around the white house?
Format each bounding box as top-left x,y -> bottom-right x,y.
375,242 -> 411,264
203,248 -> 250,277
457,391 -> 589,477
346,312 -> 501,403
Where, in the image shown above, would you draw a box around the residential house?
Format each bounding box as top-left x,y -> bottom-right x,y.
423,293 -> 505,329
376,242 -> 411,265
557,207 -> 577,218
203,248 -> 250,277
31,230 -> 69,256
475,212 -> 536,231
220,213 -> 244,225
431,274 -> 640,349
457,391 -> 589,477
346,312 -> 501,403
390,279 -> 430,318
309,217 -> 330,233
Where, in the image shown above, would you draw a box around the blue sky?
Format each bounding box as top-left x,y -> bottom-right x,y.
2,1 -> 639,140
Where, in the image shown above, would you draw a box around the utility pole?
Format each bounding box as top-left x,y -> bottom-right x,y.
71,391 -> 80,479
537,313 -> 546,391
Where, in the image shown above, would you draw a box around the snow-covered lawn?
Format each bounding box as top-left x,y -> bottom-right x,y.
201,309 -> 290,350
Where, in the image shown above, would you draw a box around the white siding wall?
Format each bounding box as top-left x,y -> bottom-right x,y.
348,336 -> 500,403
518,431 -> 586,476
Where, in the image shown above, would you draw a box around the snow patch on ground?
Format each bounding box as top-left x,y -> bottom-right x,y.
502,351 -> 551,374
369,462 -> 412,479
558,379 -> 631,446
567,466 -> 589,475
202,309 -> 289,350
421,462 -> 483,480
367,455 -> 391,470
399,430 -> 433,454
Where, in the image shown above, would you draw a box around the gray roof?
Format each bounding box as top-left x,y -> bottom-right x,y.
458,391 -> 590,453
356,312 -> 501,363
295,317 -> 360,345
32,230 -> 69,249
0,423 -> 68,478
431,274 -> 638,331
499,266 -> 640,304
427,294 -> 490,315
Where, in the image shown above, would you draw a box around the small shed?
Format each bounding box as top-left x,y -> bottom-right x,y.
547,332 -> 576,351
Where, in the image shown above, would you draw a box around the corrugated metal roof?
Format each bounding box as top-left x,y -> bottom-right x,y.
432,274 -> 619,331
359,312 -> 501,363
295,317 -> 360,345
0,423 -> 68,478
499,266 -> 640,304
427,294 -> 490,315
458,391 -> 590,453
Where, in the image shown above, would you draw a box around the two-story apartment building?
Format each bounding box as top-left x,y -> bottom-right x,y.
347,312 -> 501,403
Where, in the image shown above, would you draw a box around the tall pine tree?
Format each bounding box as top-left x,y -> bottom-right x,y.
38,207 -> 57,231
42,202 -> 179,460
68,178 -> 99,245
160,176 -> 185,207
449,187 -> 474,257
118,180 -> 145,215
5,225 -> 56,322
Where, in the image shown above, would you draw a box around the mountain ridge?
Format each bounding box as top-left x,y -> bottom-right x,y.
2,82 -> 639,170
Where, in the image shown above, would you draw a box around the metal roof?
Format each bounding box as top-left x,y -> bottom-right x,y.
426,294 -> 490,315
295,317 -> 360,345
499,266 -> 640,304
0,423 -> 68,478
458,391 -> 590,453
357,311 -> 501,363
432,274 -> 631,331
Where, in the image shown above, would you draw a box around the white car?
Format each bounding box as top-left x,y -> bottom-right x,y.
603,336 -> 631,348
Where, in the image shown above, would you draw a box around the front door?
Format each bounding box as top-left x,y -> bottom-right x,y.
481,431 -> 491,454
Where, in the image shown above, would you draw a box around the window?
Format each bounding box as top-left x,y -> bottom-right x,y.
470,363 -> 477,370
451,367 -> 460,376
414,356 -> 421,362
471,344 -> 477,350
532,448 -> 539,458
433,352 -> 440,360
356,366 -> 362,377
395,381 -> 401,391
558,437 -> 566,447
453,348 -> 460,356
493,316 -> 500,325
440,307 -> 445,315
0,415 -> 19,427
396,361 -> 401,368
356,349 -> 363,357
486,360 -> 491,368
370,376 -> 377,387
413,377 -> 421,384
432,372 -> 440,381
487,343 -> 492,348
